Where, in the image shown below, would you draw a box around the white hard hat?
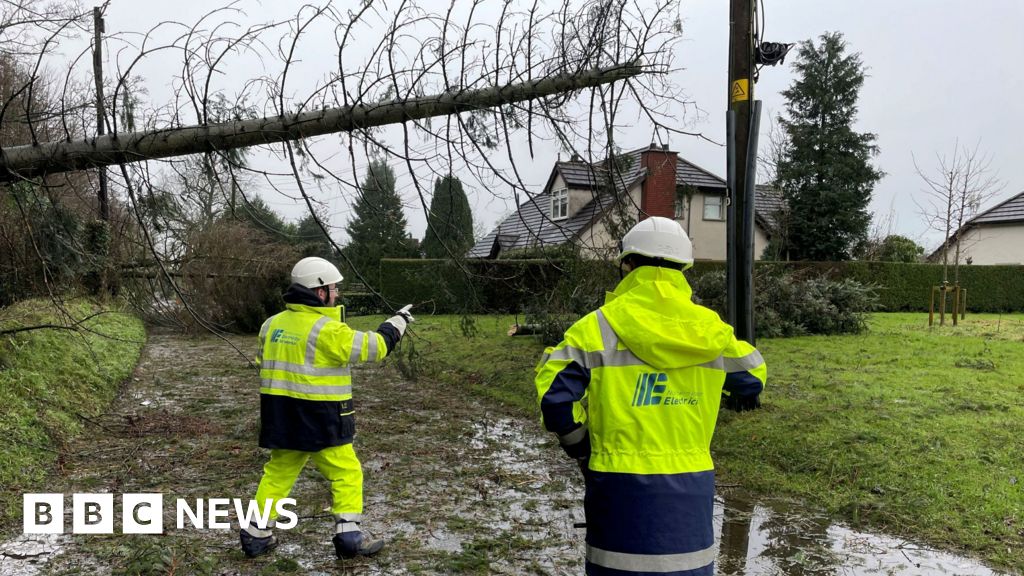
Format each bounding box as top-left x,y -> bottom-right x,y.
291,257 -> 343,289
618,216 -> 694,269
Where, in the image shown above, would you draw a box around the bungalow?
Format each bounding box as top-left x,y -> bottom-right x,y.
928,190 -> 1024,265
468,144 -> 784,260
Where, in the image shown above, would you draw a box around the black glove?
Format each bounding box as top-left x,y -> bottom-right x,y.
560,428 -> 591,460
576,457 -> 590,479
723,393 -> 761,412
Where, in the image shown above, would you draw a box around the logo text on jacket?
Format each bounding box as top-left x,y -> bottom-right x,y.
631,373 -> 699,407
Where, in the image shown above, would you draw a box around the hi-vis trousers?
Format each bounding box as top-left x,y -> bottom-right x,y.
254,443 -> 363,519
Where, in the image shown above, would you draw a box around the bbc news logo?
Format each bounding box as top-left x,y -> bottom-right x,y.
23,494 -> 297,535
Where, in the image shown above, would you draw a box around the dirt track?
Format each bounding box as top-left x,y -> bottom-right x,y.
20,331 -> 584,575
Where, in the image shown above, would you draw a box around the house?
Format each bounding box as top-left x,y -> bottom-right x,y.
468,144 -> 784,260
928,190 -> 1024,265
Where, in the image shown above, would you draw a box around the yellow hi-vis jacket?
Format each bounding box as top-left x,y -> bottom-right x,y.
535,266 -> 766,576
256,286 -> 396,452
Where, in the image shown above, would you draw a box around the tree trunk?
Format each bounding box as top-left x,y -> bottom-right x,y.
0,63 -> 641,181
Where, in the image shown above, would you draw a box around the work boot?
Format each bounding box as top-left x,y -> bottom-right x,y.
239,522 -> 277,558
333,519 -> 384,559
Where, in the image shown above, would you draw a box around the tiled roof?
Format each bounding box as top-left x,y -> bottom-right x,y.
928,190 -> 1024,260
467,188 -> 611,258
555,148 -> 647,190
971,190 -> 1024,225
677,157 -> 726,189
754,185 -> 786,231
468,147 -> 785,257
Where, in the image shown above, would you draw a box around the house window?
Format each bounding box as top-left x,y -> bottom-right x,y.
703,195 -> 724,221
674,198 -> 685,219
551,188 -> 568,220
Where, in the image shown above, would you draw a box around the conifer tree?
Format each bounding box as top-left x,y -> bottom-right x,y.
775,32 -> 883,261
344,160 -> 412,275
422,174 -> 474,258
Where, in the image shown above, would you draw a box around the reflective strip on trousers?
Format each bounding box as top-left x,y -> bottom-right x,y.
587,543 -> 717,573
722,349 -> 764,372
260,359 -> 350,377
261,378 -> 352,397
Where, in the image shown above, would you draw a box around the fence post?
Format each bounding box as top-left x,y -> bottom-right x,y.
929,286 -> 936,327
952,285 -> 960,326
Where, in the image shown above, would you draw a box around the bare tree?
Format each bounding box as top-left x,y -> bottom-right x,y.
0,0 -> 693,341
914,140 -> 1004,285
756,112 -> 787,186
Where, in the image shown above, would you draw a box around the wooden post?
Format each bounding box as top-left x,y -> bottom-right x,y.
952,285 -> 960,326
726,0 -> 756,344
939,285 -> 946,326
929,286 -> 936,327
93,7 -> 108,221
960,288 -> 967,320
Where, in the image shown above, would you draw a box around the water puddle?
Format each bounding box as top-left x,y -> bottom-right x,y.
715,494 -> 1013,575
0,534 -> 68,576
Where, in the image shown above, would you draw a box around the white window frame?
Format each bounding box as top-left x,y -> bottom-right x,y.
703,194 -> 724,221
551,188 -> 569,220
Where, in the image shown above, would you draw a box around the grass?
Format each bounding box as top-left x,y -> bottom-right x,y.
351,312 -> 1024,570
348,314 -> 544,415
0,298 -> 146,532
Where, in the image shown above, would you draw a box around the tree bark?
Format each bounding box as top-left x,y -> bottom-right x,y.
0,63 -> 641,182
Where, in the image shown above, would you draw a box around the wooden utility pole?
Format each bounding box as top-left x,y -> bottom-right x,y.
92,6 -> 108,221
726,0 -> 758,343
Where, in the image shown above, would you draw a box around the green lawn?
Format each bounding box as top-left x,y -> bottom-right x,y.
350,312 -> 1024,570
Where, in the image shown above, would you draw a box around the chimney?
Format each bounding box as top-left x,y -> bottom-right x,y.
639,145 -> 678,220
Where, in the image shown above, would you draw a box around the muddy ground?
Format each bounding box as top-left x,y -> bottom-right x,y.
1,332 -> 1015,575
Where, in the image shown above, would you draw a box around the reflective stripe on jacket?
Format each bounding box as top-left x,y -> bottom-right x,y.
257,305 -> 386,402
535,266 -> 766,575
256,285 -> 392,451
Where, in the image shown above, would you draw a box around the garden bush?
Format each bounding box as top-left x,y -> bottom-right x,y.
691,269 -> 879,337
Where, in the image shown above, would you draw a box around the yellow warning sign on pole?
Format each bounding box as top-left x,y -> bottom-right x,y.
730,79 -> 749,103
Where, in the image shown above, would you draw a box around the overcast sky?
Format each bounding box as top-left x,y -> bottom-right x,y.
102,0 -> 1024,252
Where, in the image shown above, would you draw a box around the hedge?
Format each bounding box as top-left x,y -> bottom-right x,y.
749,262 -> 1024,312
376,259 -> 579,314
375,259 -> 1024,314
